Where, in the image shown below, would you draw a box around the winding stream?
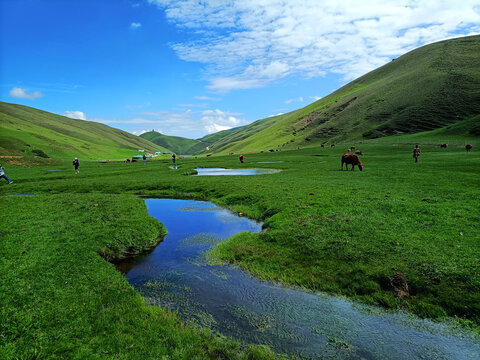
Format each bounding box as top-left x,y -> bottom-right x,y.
117,199 -> 480,359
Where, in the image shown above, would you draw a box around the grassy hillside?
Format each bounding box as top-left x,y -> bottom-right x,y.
0,102 -> 168,161
140,130 -> 206,155
205,35 -> 480,154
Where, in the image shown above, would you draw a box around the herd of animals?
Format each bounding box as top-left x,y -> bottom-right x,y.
340,143 -> 473,171
121,143 -> 473,172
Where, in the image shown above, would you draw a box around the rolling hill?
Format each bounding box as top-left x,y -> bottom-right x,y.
139,131 -> 206,155
0,102 -> 168,161
204,35 -> 480,154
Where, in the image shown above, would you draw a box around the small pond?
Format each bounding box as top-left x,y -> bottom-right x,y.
118,199 -> 480,359
47,169 -> 66,172
194,168 -> 280,176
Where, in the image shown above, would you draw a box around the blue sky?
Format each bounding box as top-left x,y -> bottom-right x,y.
1,0 -> 479,138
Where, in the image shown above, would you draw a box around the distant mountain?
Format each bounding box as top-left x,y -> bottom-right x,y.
0,102 -> 168,160
140,126 -> 248,155
140,131 -> 206,155
204,35 -> 480,154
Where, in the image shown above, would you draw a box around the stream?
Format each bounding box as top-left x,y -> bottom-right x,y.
117,199 -> 480,359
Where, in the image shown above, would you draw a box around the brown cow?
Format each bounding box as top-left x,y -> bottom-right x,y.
341,153 -> 363,171
131,158 -> 138,163
466,144 -> 473,152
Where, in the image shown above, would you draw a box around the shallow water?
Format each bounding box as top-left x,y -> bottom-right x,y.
119,199 -> 480,359
47,169 -> 66,172
194,168 -> 280,176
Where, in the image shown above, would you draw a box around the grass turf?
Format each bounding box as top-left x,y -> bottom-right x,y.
1,141 -> 479,357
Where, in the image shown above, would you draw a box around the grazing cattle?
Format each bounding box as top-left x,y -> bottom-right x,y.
229,152 -> 234,155
355,150 -> 363,155
124,158 -> 131,163
465,144 -> 473,152
321,144 -> 325,148
440,143 -> 448,148
131,158 -> 138,163
331,143 -> 335,147
341,153 -> 363,171
269,149 -> 275,152
350,146 -> 356,151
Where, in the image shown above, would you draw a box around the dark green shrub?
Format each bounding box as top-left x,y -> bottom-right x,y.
32,149 -> 49,158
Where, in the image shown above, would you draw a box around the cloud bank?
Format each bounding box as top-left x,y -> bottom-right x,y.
149,0 -> 480,92
9,87 -> 43,100
90,108 -> 246,138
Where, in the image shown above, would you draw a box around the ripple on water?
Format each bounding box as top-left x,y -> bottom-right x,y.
116,199 -> 480,359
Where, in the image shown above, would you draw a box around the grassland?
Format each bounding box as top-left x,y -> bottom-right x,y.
1,138 -> 479,358
0,102 -> 168,162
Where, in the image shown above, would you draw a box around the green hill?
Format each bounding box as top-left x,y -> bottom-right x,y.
140,130 -> 206,155
205,35 -> 480,154
0,102 -> 168,161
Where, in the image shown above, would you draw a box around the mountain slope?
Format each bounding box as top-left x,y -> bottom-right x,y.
0,102 -> 167,160
140,131 -> 206,154
207,35 -> 480,153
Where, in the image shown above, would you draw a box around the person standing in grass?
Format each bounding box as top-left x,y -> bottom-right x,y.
0,163 -> 13,184
172,153 -> 176,164
413,145 -> 421,163
73,157 -> 80,174
143,154 -> 147,165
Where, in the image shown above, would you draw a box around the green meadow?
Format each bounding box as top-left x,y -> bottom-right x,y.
1,140 -> 479,358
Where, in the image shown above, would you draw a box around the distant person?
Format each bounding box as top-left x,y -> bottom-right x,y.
73,157 -> 80,174
143,154 -> 147,165
413,145 -> 420,163
239,155 -> 245,163
172,153 -> 176,164
0,163 -> 13,184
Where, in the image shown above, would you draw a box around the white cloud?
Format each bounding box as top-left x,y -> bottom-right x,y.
131,129 -> 149,135
285,96 -> 304,104
9,87 -> 43,100
194,95 -> 220,101
148,0 -> 480,92
130,22 -> 142,29
269,112 -> 284,117
63,110 -> 87,120
200,109 -> 243,133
